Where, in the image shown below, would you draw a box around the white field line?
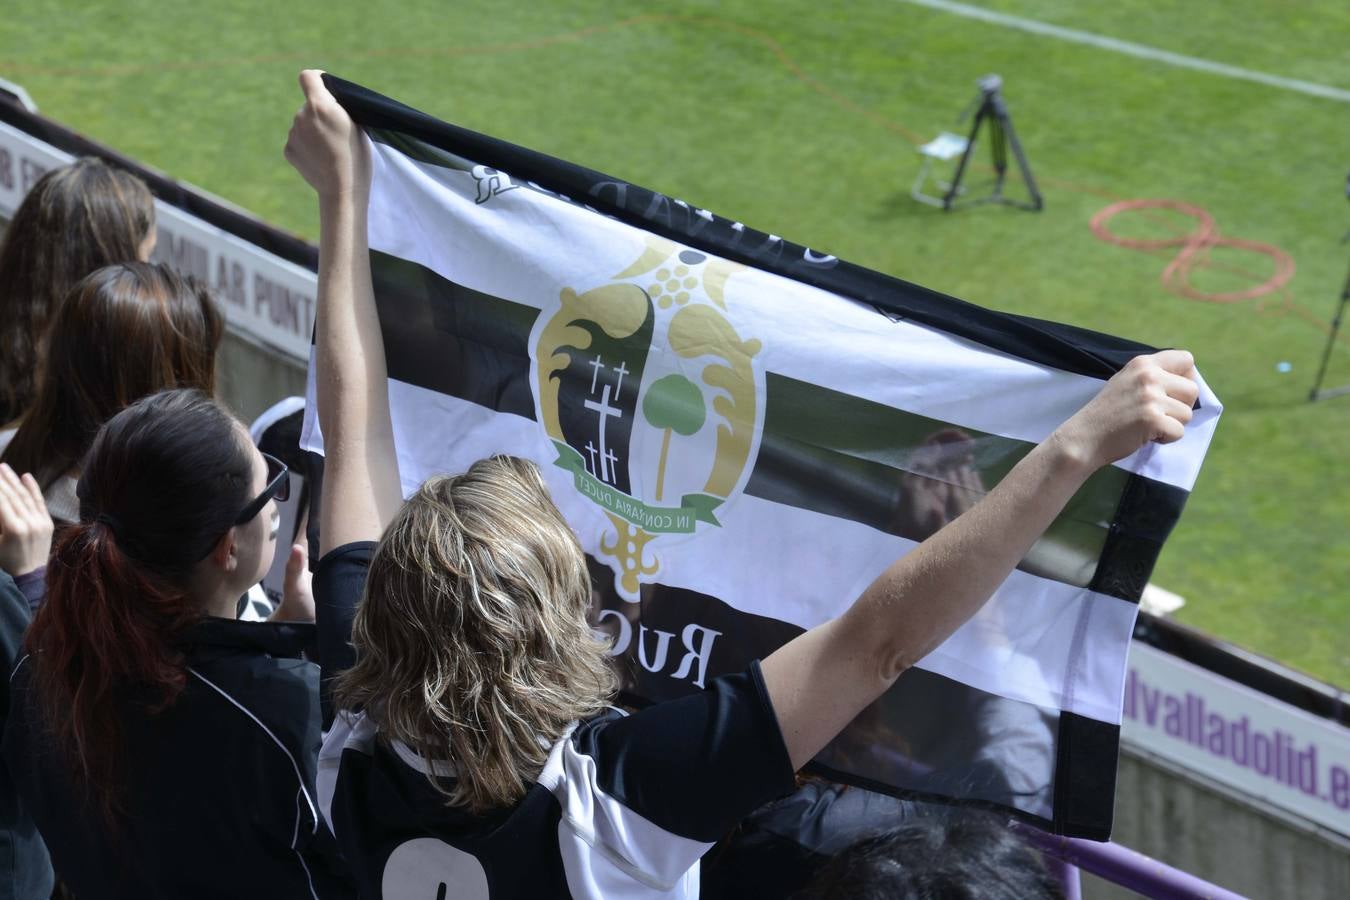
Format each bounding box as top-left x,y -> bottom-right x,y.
897,0 -> 1350,103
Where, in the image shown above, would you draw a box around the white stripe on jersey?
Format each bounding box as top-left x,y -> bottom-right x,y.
318,710 -> 377,835
539,721 -> 709,898
188,667 -> 322,900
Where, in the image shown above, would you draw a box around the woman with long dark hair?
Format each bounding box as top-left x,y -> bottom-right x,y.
2,389 -> 355,898
0,262 -> 222,523
0,158 -> 155,425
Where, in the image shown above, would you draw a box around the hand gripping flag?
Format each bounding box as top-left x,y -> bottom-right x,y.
303,75 -> 1220,840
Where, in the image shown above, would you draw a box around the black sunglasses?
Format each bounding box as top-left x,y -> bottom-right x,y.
235,452 -> 290,526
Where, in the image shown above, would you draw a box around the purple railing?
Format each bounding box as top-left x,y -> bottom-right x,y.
1011,822 -> 1249,899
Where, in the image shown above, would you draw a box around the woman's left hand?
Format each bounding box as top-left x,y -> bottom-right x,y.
269,543 -> 316,623
284,69 -> 371,205
0,463 -> 53,577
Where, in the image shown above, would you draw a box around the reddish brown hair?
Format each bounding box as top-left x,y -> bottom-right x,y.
0,158 -> 154,423
1,262 -> 223,501
25,389 -> 253,822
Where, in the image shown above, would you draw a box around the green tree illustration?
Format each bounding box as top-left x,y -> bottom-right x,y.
642,374 -> 706,501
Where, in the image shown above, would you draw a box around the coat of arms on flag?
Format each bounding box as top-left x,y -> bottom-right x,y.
302,74 -> 1221,840
533,238 -> 761,597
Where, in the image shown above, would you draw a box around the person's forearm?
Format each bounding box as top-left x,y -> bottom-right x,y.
287,71 -> 403,553
853,430 -> 1096,678
314,187 -> 402,549
315,192 -> 379,447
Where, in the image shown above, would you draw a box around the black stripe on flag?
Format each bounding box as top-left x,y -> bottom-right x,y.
589,557 -> 1106,836
371,250 -> 1186,603
375,249 -> 538,420
1051,712 -> 1121,841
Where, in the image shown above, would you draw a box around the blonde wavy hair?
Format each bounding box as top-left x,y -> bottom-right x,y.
334,456 -> 618,813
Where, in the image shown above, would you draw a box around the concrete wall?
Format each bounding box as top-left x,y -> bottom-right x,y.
1084,750 -> 1350,899
216,330 -> 307,423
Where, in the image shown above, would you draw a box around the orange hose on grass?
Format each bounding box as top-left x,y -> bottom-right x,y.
1089,198 -> 1295,303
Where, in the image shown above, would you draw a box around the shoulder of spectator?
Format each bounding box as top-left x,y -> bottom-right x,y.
0,571 -> 34,669
44,476 -> 80,526
191,638 -> 320,722
190,654 -> 325,797
13,566 -> 45,612
312,541 -> 377,634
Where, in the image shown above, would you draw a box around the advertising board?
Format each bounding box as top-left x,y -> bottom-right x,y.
1123,641 -> 1350,837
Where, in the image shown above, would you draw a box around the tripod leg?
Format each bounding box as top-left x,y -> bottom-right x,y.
943,99 -> 988,210
989,116 -> 1008,199
1000,112 -> 1044,210
1308,263 -> 1350,401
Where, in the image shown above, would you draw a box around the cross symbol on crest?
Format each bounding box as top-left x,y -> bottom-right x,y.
584,383 -> 624,484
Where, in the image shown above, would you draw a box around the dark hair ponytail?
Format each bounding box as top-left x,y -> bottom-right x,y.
25,388 -> 253,823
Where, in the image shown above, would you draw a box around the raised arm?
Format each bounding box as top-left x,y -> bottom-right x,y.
285,70 -> 402,555
761,351 -> 1200,769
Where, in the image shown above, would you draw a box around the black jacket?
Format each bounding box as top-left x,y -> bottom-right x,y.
0,573 -> 52,900
2,616 -> 356,899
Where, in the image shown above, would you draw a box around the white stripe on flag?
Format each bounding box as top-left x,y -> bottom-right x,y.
364,139 -> 1220,492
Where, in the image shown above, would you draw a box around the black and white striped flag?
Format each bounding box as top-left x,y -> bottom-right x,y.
304,75 -> 1220,839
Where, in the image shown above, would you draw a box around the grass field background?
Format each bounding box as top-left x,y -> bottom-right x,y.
2,1 -> 1347,684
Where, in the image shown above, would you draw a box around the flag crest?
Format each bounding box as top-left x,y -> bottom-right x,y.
532,237 -> 765,598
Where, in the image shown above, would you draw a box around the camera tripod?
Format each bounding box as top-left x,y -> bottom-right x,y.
935,75 -> 1043,212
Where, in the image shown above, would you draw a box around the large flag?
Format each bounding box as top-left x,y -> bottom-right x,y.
303,75 -> 1220,840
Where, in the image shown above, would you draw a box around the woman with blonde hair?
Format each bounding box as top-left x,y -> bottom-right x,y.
0,158 -> 156,425
288,70 -> 1201,899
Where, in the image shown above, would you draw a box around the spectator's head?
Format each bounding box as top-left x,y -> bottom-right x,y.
27,388 -> 282,821
335,455 -> 616,813
797,810 -> 1064,900
0,158 -> 155,422
1,261 -> 223,504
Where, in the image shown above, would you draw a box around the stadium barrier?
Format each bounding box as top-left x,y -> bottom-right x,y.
1127,612 -> 1349,835
1012,821 -> 1247,900
1,80 -> 1347,899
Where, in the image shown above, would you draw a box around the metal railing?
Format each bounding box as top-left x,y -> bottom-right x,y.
1011,822 -> 1248,899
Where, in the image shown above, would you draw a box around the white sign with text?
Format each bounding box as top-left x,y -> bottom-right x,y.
1122,641 -> 1350,836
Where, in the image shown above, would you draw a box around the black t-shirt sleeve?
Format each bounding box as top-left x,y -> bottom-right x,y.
0,573 -> 32,719
313,541 -> 377,729
573,661 -> 796,844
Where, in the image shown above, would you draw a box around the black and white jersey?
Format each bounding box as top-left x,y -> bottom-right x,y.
314,544 -> 795,899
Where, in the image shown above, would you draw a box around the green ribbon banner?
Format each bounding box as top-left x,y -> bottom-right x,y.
551,441 -> 722,532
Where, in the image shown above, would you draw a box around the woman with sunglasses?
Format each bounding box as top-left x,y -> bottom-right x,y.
2,388 -> 356,899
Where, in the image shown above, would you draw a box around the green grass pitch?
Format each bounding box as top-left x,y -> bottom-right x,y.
2,0 -> 1347,684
